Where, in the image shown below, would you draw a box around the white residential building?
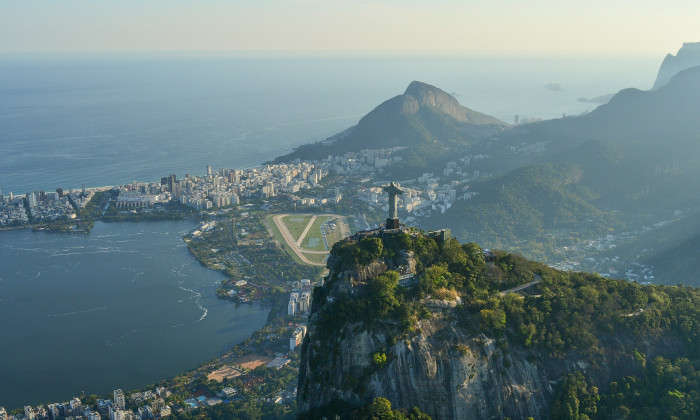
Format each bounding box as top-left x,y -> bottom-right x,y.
290,324 -> 308,350
113,389 -> 125,410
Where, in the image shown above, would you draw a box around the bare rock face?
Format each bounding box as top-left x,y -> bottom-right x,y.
398,94 -> 420,116
298,230 -> 555,419
300,228 -> 699,419
366,317 -> 552,419
402,81 -> 505,125
297,285 -> 683,419
298,231 -> 690,419
327,260 -> 388,299
298,306 -> 552,419
652,42 -> 700,90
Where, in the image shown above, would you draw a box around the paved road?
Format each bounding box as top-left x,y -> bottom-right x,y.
499,275 -> 542,297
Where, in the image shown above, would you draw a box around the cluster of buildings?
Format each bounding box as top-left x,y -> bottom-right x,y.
287,279 -> 312,317
355,155 -> 492,222
106,148 -> 414,214
0,193 -> 29,226
320,147 -> 406,176
0,185 -> 101,226
287,291 -> 312,317
3,145 -> 493,228
358,184 -> 432,215
110,181 -> 171,211
1,388 -> 172,420
24,190 -> 79,223
190,220 -> 217,238
111,160 -> 339,212
357,175 -> 460,220
1,398 -> 94,420
172,162 -> 327,210
114,190 -> 169,210
0,189 -> 80,226
100,387 -> 172,420
285,279 -> 312,351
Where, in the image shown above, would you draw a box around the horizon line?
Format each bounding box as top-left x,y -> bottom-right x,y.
0,49 -> 663,59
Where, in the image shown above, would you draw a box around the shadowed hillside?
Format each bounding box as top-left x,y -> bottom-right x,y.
274,81 -> 505,176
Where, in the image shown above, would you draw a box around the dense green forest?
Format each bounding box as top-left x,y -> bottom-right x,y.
306,230 -> 699,418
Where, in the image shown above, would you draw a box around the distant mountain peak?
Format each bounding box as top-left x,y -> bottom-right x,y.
652,42 -> 700,89
403,80 -> 459,113
401,80 -> 505,125
272,81 -> 506,171
404,80 -> 444,98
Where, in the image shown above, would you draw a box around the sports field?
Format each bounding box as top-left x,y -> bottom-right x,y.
267,213 -> 351,266
302,216 -> 330,251
282,215 -> 314,242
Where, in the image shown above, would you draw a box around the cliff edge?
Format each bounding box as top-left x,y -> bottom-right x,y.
298,229 -> 700,419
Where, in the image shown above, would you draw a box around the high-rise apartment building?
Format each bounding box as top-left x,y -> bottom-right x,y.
26,192 -> 37,207
114,389 -> 125,410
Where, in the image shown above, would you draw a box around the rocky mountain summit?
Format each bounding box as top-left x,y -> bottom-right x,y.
297,227 -> 699,419
652,41 -> 700,89
401,81 -> 505,125
273,81 -> 505,173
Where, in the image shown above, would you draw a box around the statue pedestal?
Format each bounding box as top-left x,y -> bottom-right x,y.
385,218 -> 400,229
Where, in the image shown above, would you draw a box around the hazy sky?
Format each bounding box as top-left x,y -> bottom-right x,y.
0,0 -> 697,55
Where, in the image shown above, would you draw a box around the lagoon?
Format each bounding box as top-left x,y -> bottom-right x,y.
0,220 -> 268,409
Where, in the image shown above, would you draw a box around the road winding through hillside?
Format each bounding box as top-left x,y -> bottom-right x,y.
499,275 -> 542,297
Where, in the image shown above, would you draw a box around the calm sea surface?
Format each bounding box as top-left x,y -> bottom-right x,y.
0,52 -> 659,194
0,220 -> 268,408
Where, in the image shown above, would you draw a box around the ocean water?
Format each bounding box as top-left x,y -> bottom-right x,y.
0,52 -> 660,194
0,220 -> 268,409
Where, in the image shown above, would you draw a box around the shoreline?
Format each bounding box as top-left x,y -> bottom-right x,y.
0,218 -> 274,410
2,152 -> 347,415
3,205 -> 319,416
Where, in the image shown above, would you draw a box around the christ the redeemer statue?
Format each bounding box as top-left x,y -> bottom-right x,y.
383,182 -> 403,229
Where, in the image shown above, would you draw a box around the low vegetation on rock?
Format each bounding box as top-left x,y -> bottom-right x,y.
299,230 -> 699,419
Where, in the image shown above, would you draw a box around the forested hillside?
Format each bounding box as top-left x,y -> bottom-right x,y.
298,230 -> 699,419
